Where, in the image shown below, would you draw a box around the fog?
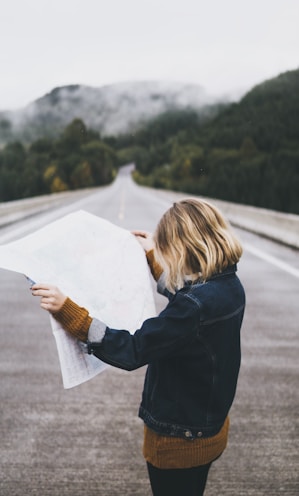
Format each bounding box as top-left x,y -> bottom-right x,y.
1,0 -> 298,110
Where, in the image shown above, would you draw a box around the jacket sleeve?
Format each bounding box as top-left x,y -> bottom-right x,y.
87,291 -> 201,371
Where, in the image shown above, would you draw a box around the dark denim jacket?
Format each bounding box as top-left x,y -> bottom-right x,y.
87,265 -> 245,440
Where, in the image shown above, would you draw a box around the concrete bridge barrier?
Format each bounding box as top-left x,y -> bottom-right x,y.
0,188 -> 96,228
149,188 -> 299,250
0,185 -> 298,249
208,199 -> 299,250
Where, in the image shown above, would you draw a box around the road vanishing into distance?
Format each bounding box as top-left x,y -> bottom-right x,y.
0,166 -> 298,495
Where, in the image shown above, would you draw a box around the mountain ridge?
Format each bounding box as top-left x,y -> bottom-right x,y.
0,80 -> 216,144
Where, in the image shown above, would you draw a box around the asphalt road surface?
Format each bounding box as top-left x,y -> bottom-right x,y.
0,166 -> 298,495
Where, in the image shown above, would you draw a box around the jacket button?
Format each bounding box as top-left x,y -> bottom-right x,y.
184,430 -> 192,438
197,432 -> 203,438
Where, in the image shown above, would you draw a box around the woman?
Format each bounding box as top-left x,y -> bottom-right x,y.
32,198 -> 245,496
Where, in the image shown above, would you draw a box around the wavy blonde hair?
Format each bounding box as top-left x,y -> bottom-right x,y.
154,198 -> 243,292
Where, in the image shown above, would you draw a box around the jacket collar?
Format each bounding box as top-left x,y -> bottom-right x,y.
184,264 -> 237,287
209,264 -> 237,280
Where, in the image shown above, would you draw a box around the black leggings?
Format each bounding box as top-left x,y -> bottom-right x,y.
147,461 -> 213,496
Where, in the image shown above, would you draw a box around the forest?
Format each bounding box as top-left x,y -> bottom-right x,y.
0,69 -> 298,214
115,69 -> 299,214
0,119 -> 117,201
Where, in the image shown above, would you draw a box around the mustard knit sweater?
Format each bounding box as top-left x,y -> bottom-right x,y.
52,249 -> 229,469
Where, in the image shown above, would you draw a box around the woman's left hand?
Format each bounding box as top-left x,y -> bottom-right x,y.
131,230 -> 154,252
31,284 -> 67,313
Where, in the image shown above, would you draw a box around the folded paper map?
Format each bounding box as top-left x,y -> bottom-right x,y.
0,210 -> 156,388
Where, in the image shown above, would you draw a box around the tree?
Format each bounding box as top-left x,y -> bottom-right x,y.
43,163 -> 68,193
0,142 -> 27,200
57,119 -> 88,155
240,137 -> 257,158
70,161 -> 94,189
80,141 -> 116,185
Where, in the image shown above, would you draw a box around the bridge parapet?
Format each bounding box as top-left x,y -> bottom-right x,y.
0,187 -> 298,249
147,188 -> 299,250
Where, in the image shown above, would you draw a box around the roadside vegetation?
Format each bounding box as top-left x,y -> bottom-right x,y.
0,69 -> 298,214
115,69 -> 299,215
0,119 -> 117,201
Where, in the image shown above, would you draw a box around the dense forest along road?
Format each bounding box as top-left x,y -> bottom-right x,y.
0,166 -> 298,496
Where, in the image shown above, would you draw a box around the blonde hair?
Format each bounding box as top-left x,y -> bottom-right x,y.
154,198 -> 243,292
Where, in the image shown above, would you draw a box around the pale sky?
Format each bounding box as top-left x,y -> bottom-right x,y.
0,0 -> 298,110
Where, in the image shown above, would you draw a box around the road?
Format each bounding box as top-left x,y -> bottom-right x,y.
0,166 -> 298,495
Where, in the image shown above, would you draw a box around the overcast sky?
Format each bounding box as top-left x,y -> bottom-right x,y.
0,0 -> 298,110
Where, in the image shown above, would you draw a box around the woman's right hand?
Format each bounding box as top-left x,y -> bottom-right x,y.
131,230 -> 154,253
31,283 -> 67,313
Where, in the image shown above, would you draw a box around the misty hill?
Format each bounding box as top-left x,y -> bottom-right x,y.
129,68 -> 299,213
0,81 -> 217,144
201,68 -> 299,151
1,69 -> 298,213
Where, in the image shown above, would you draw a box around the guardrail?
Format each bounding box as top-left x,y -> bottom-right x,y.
213,200 -> 299,250
1,187 -> 298,249
0,189 -> 96,228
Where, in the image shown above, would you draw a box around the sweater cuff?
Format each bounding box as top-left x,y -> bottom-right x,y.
52,297 -> 92,342
146,249 -> 163,281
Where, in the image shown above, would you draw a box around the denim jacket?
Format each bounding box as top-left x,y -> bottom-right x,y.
87,264 -> 245,440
